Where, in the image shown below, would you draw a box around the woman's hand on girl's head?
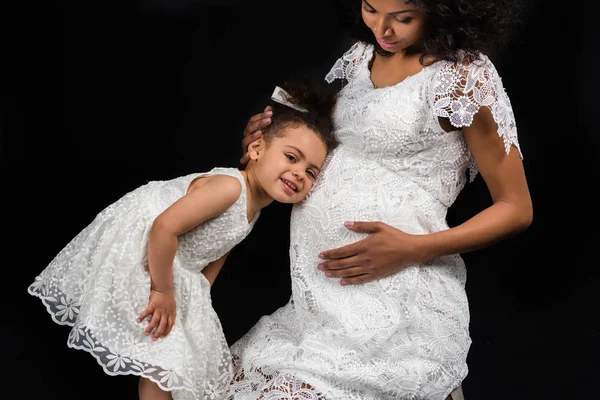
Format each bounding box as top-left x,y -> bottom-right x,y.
317,221 -> 430,285
137,288 -> 177,340
240,106 -> 273,164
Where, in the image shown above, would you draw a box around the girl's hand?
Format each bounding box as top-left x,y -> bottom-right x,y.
240,106 -> 273,164
137,289 -> 176,340
317,221 -> 429,285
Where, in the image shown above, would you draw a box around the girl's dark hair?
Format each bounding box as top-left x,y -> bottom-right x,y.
264,76 -> 339,152
335,0 -> 521,64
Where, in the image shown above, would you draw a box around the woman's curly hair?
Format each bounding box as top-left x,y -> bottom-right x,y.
334,0 -> 522,64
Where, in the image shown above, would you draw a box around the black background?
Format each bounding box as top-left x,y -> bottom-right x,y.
2,1 -> 599,399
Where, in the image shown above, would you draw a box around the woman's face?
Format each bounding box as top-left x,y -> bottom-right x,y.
361,0 -> 426,54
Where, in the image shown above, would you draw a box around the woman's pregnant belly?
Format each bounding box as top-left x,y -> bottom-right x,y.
287,154 -> 466,333
294,153 -> 447,252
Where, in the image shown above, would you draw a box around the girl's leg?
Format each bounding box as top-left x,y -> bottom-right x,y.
449,385 -> 465,400
138,377 -> 173,400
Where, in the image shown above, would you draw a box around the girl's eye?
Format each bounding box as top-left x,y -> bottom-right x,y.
307,170 -> 316,179
286,154 -> 296,162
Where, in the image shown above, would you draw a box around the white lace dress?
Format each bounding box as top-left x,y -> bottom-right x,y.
227,42 -> 521,400
28,167 -> 259,400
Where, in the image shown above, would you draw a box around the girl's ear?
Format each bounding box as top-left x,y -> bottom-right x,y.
247,138 -> 265,161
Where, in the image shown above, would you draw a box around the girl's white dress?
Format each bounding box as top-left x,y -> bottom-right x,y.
28,167 -> 259,400
227,42 -> 522,400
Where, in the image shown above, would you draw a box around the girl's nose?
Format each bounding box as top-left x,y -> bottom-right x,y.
292,170 -> 304,180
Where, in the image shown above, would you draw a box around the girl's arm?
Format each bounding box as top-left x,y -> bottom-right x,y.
147,175 -> 242,292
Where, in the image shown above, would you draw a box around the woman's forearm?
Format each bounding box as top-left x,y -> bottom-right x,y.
147,221 -> 178,292
418,200 -> 532,261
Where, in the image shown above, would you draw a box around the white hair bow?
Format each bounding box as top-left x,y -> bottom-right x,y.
271,86 -> 308,113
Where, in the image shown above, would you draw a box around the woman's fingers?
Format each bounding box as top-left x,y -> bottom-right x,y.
241,130 -> 263,152
243,111 -> 272,138
339,274 -> 373,286
240,107 -> 273,165
318,254 -> 364,271
323,265 -> 365,278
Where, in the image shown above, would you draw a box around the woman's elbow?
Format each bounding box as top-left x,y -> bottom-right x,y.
516,200 -> 533,233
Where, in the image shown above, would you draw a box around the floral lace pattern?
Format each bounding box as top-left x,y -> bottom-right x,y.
430,52 -> 522,180
227,42 -> 521,399
228,355 -> 325,400
28,167 -> 259,400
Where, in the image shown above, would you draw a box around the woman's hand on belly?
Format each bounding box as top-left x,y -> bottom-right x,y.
317,221 -> 429,285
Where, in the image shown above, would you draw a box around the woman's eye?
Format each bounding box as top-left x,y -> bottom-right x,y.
363,6 -> 376,14
286,154 -> 296,162
395,17 -> 413,24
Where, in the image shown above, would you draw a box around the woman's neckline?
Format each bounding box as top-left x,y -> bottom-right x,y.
364,45 -> 433,90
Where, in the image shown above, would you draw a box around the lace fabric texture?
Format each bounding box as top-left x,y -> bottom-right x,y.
28,167 -> 259,400
227,42 -> 521,400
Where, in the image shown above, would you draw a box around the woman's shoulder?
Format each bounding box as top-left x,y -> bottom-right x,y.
432,52 -> 497,75
344,41 -> 373,56
325,41 -> 374,83
429,52 -> 505,99
428,52 -> 518,148
434,52 -> 502,82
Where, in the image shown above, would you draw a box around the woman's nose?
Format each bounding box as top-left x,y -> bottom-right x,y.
375,16 -> 393,37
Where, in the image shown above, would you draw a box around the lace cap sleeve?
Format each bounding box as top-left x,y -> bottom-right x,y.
432,55 -> 522,158
325,42 -> 369,84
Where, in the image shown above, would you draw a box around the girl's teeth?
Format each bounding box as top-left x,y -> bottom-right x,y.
284,179 -> 296,191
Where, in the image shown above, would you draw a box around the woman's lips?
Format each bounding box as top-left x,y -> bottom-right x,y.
377,38 -> 398,49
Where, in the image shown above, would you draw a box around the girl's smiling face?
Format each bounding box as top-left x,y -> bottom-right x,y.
248,125 -> 327,203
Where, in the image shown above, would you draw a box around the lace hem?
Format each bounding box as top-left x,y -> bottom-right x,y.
228,366 -> 466,400
27,284 -> 232,399
66,327 -> 195,394
27,285 -> 196,394
228,356 -> 325,400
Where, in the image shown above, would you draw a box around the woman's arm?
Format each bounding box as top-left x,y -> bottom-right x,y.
419,106 -> 532,258
318,107 -> 532,285
147,175 -> 242,292
240,106 -> 273,164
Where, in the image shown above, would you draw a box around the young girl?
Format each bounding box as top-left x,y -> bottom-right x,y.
27,79 -> 338,400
